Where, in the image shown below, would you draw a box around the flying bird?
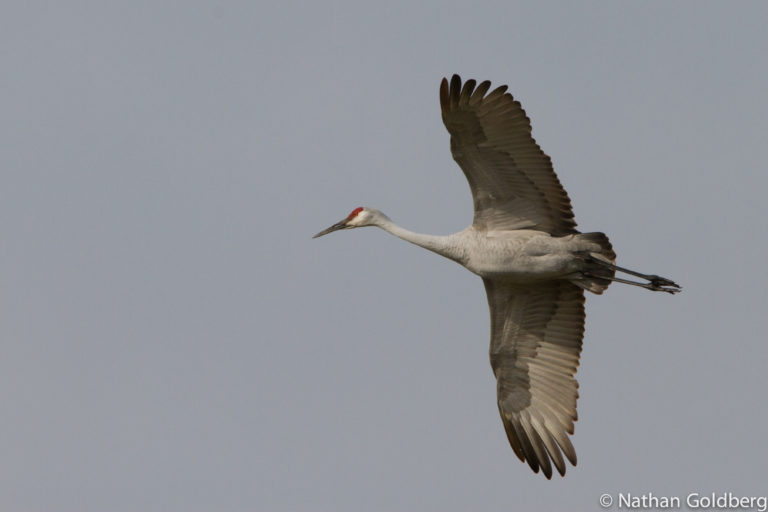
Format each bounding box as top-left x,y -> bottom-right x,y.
313,75 -> 680,478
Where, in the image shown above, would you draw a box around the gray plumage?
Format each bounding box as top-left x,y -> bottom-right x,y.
314,75 -> 680,478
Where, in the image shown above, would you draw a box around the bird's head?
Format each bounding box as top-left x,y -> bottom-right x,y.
312,207 -> 387,238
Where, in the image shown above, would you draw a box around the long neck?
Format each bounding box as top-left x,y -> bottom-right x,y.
376,217 -> 463,263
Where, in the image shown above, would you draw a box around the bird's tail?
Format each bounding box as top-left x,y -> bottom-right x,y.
571,232 -> 616,295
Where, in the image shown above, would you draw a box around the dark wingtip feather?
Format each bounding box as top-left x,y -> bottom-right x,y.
511,418 -> 541,475
469,80 -> 492,105
459,79 -> 476,105
484,84 -> 509,103
439,77 -> 450,112
546,432 -> 567,477
449,74 -> 462,108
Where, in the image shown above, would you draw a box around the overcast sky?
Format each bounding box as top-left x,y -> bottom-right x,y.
2,1 -> 767,511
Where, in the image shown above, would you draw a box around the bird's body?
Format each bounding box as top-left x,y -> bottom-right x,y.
457,229 -> 604,282
314,75 -> 680,479
377,219 -> 606,282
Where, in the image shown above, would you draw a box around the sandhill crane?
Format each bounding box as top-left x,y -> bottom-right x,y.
313,75 -> 680,479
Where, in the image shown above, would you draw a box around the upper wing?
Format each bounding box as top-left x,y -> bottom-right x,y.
440,75 -> 577,236
483,278 -> 585,478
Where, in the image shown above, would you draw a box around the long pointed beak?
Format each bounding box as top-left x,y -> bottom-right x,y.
312,219 -> 349,239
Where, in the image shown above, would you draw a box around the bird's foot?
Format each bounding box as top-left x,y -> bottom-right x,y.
648,276 -> 682,294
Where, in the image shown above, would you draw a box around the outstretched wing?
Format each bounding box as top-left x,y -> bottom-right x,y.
483,278 -> 585,478
440,74 -> 577,236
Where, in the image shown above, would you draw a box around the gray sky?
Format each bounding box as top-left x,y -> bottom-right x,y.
2,1 -> 767,511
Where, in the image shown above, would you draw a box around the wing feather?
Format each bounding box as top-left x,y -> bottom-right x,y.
520,411 -> 552,478
441,74 -> 577,235
470,80 -> 492,105
483,278 -> 585,478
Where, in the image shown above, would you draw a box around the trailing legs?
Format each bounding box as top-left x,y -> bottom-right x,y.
584,256 -> 681,294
